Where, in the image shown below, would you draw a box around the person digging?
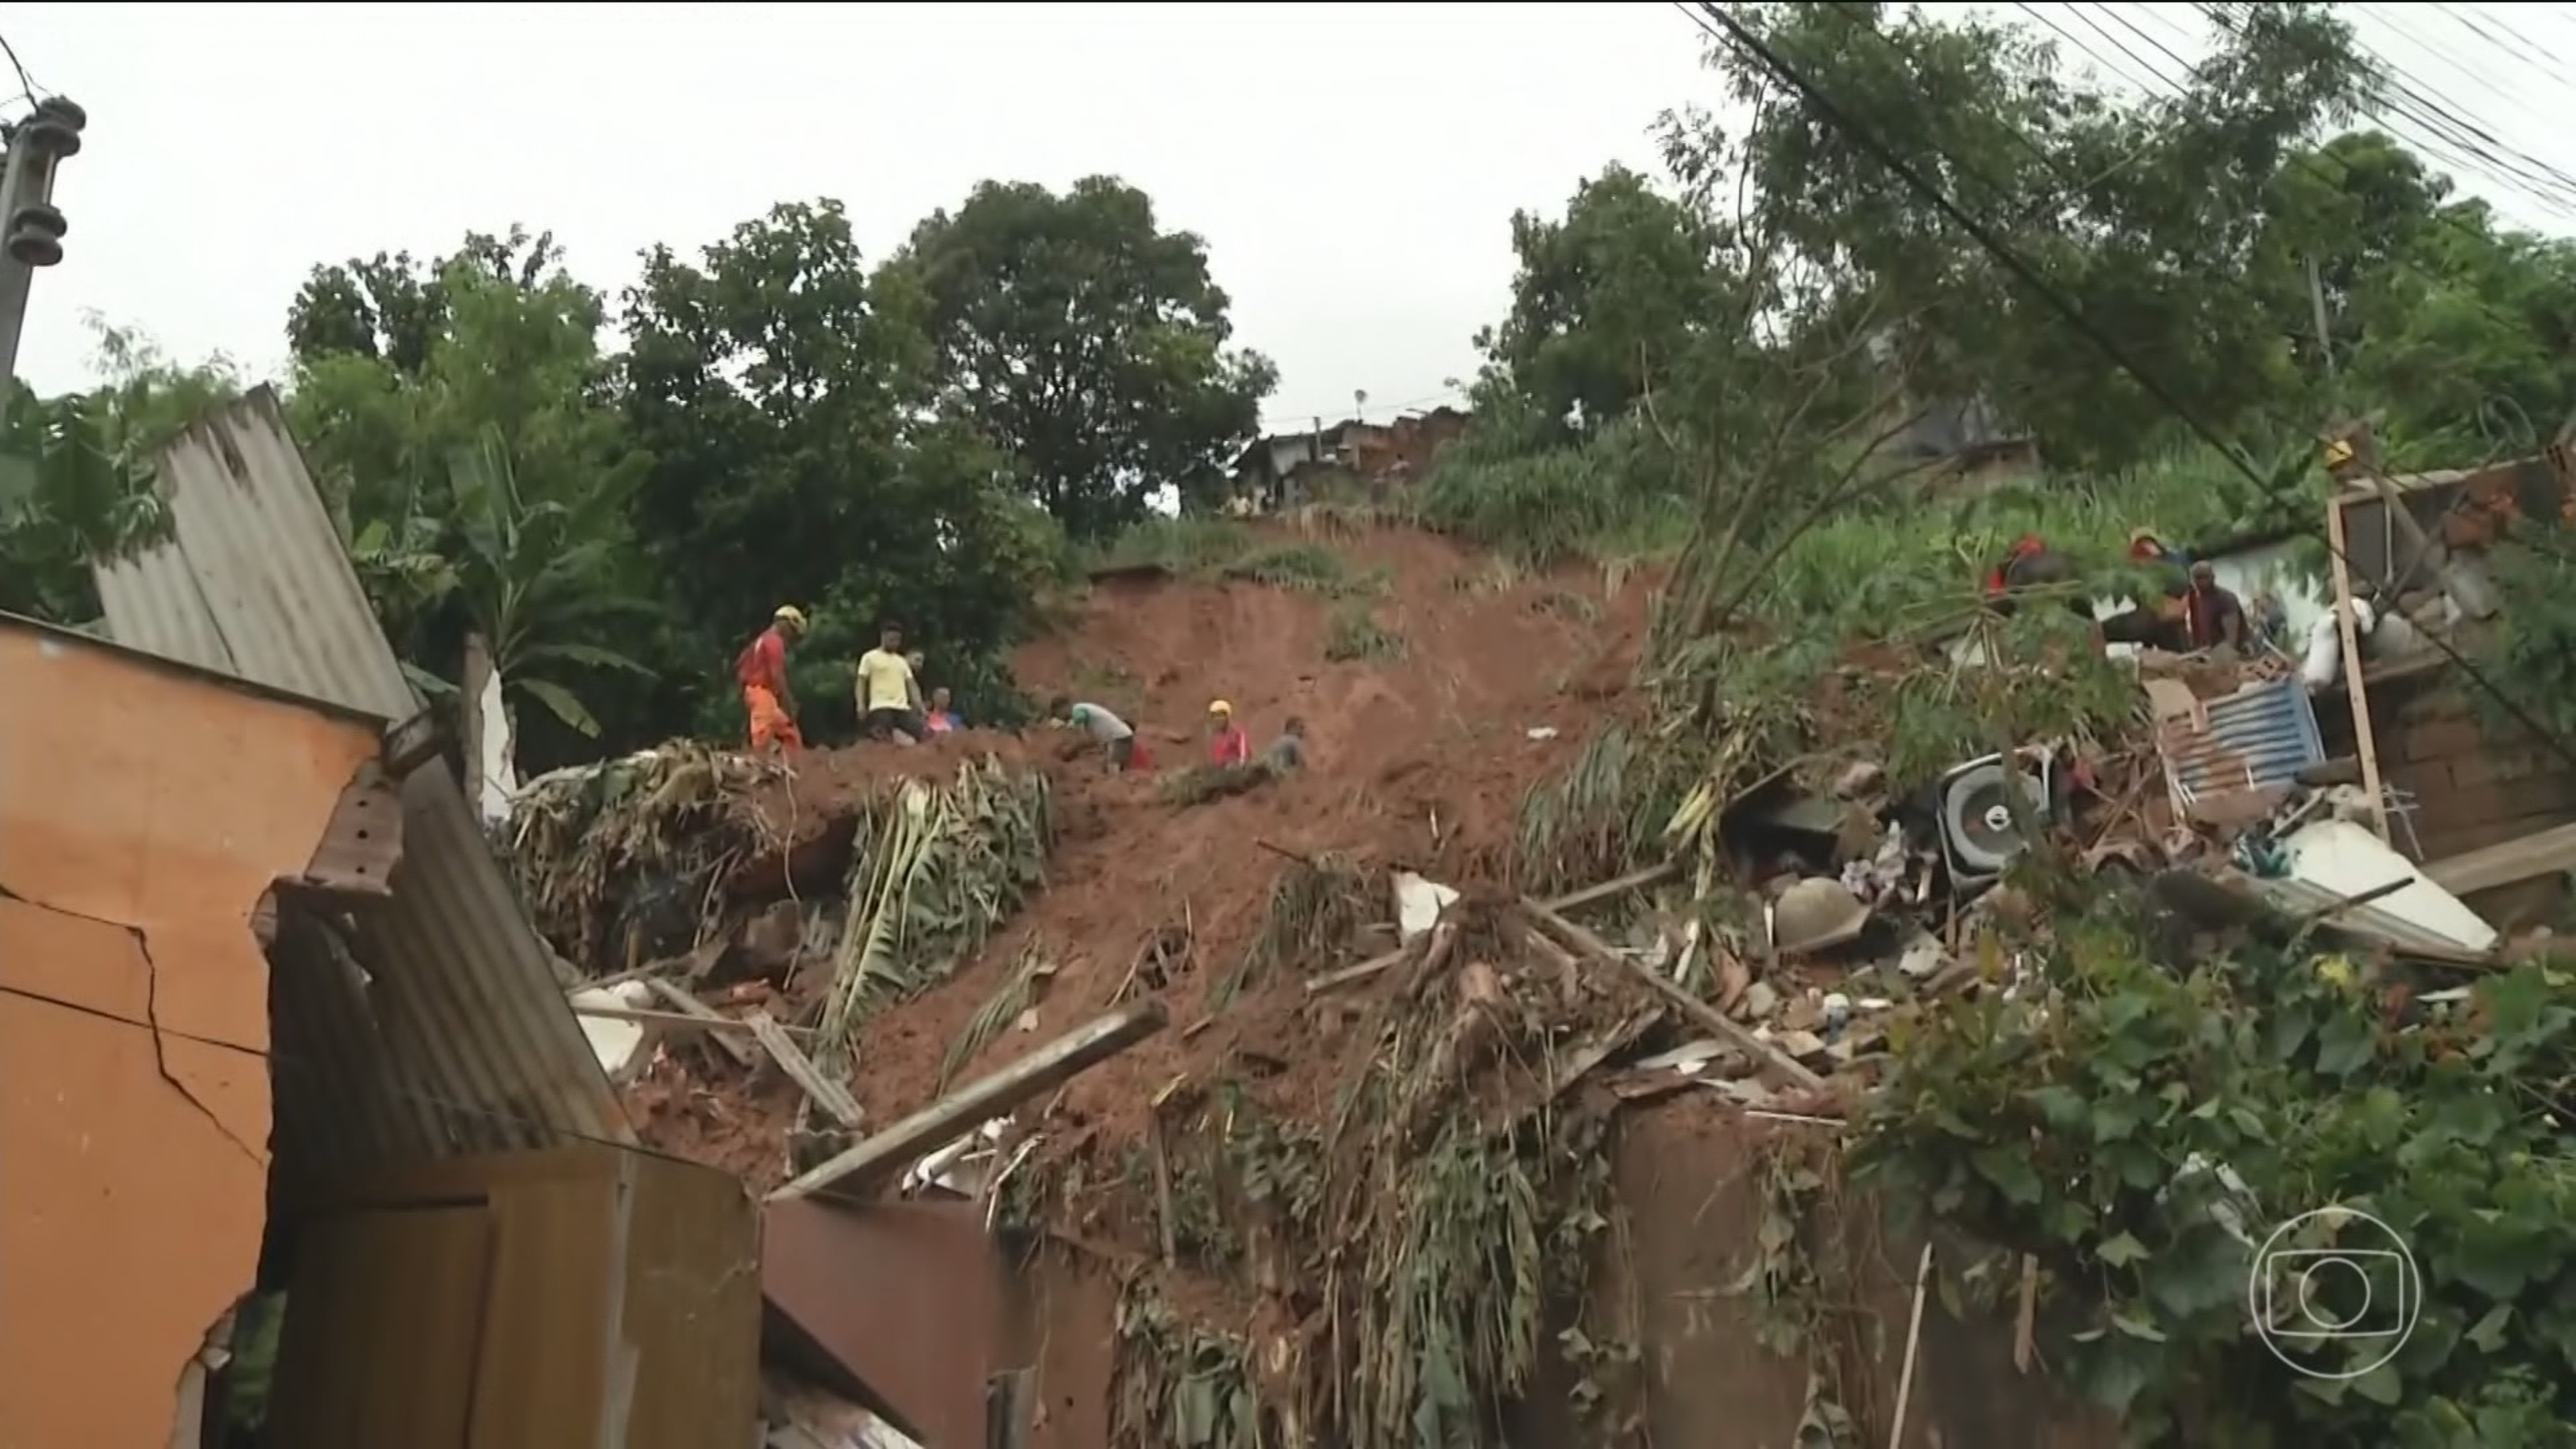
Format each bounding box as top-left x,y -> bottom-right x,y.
1049,696 -> 1153,773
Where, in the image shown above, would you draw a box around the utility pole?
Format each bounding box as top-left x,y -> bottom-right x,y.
2304,254 -> 2335,381
0,95 -> 86,411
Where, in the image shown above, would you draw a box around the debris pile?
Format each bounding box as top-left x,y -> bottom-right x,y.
508,516 -> 2559,1440
510,741 -> 785,973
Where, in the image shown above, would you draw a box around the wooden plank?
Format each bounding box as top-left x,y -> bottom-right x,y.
771,1002 -> 1167,1203
1303,863 -> 1679,996
2326,495 -> 2392,842
645,979 -> 758,1067
571,1002 -> 758,1034
1522,898 -> 1827,1092
745,1009 -> 865,1129
2422,821 -> 2576,897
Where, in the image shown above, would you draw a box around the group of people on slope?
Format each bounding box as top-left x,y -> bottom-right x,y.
1044,696 -> 1308,776
732,608 -> 1309,777
733,608 -> 962,755
1984,527 -> 2272,657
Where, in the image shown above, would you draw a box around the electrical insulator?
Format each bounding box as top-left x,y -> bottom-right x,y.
7,201 -> 63,266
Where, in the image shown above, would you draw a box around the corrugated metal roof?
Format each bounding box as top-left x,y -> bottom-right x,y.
2156,675 -> 2324,815
2243,876 -> 2489,958
94,388 -> 633,1185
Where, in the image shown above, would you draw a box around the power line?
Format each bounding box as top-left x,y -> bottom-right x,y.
0,32 -> 38,103
1676,0 -> 2576,775
2051,3 -> 2570,369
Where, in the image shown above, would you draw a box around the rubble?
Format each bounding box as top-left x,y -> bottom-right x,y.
502,515 -> 2558,1440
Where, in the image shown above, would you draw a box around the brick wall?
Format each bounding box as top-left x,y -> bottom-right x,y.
2373,680 -> 2576,863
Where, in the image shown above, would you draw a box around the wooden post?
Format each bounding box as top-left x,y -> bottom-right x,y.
2326,494 -> 2392,841
1523,898 -> 1827,1091
771,1002 -> 1167,1203
460,631 -> 491,813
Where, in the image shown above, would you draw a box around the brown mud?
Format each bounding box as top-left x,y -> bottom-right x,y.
625,523 -> 1665,1186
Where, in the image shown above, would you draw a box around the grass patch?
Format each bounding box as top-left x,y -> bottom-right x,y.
1325,602 -> 1407,662
1416,415 -> 1696,570
1088,515 -> 1256,575
1089,517 -> 1381,598
1221,541 -> 1357,594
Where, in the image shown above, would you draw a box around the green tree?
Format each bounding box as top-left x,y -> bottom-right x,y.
1664,1 -> 2376,470
290,249 -> 657,775
892,177 -> 1277,536
0,317 -> 241,622
622,199 -> 1069,736
285,225 -> 570,377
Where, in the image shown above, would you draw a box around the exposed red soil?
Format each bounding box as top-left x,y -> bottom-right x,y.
627,523 -> 1664,1190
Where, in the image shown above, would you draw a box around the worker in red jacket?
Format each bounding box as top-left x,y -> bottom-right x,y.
1206,700 -> 1250,768
735,606 -> 806,754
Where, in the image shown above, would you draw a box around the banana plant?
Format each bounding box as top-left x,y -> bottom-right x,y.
347,426 -> 656,781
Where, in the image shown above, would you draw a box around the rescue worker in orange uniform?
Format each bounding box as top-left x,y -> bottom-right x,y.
736,606 -> 807,754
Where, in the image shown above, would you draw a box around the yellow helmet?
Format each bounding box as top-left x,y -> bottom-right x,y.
773,605 -> 808,630
1208,699 -> 1233,718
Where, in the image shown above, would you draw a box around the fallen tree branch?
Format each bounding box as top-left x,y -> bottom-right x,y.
1521,897 -> 1827,1092
1303,861 -> 1679,996
770,1001 -> 1168,1203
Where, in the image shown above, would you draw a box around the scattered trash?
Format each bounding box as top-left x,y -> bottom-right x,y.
1393,871 -> 1461,942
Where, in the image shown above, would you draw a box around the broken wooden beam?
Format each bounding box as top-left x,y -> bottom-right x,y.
570,1002 -> 768,1034
771,1001 -> 1168,1203
747,1009 -> 865,1130
1303,863 -> 1681,996
1522,897 -> 1827,1093
644,978 -> 759,1067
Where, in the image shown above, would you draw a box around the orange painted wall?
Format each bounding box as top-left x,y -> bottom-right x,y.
0,621 -> 381,1449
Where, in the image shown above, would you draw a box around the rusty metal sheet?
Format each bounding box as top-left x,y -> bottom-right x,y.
2154,675 -> 2324,822
90,390 -> 632,1187
764,1197 -> 1005,1449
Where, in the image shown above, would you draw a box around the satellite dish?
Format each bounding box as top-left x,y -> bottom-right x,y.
1939,759 -> 2047,876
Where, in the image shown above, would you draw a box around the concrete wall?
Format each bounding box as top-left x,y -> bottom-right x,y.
996,1105 -> 2118,1448
0,619 -> 381,1449
2371,676 -> 2576,924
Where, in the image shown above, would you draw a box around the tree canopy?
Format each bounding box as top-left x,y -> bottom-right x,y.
3,2 -> 2574,773
894,176 -> 1277,536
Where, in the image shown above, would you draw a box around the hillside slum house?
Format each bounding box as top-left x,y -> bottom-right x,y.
1224,406 -> 1470,514
1,390 -> 761,1448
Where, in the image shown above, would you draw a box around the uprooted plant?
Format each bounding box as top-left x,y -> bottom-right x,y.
1004,900 -> 1650,1446
506,741 -> 781,969
814,753 -> 1051,1067
1209,851 -> 1374,1010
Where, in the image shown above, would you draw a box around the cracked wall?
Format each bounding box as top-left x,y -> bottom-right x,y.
0,621 -> 382,1449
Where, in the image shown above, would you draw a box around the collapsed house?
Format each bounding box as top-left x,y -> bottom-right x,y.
0,390 -> 760,1448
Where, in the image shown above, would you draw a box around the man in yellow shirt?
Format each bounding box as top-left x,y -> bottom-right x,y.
856,623 -> 925,743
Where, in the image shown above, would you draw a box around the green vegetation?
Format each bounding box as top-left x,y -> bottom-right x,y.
1470,7 -> 2576,1437
1323,601 -> 1406,662
1859,879 -> 2576,1444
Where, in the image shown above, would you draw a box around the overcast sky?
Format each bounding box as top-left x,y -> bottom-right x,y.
7,2 -> 2573,435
